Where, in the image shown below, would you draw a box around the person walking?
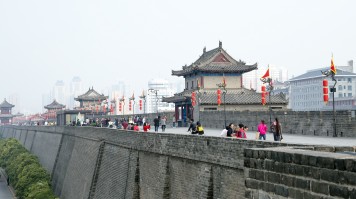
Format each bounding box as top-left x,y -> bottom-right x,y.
153,116 -> 160,132
271,118 -> 282,141
161,116 -> 167,132
257,120 -> 267,140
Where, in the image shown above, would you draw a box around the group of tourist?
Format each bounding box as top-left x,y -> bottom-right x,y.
187,119 -> 204,135
219,117 -> 283,141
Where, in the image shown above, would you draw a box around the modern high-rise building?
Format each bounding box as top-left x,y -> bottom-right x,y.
69,77 -> 84,109
147,79 -> 175,114
53,80 -> 66,106
289,61 -> 356,111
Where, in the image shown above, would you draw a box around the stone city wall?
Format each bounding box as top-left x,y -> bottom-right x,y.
244,147 -> 356,199
1,126 -> 355,199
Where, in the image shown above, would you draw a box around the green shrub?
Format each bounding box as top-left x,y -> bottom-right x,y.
0,138 -> 57,199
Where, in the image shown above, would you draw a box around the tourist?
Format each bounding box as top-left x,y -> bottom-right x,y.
236,124 -> 247,139
133,123 -> 140,131
187,119 -> 197,134
196,121 -> 204,135
122,120 -> 128,130
153,116 -> 160,132
172,115 -> 176,128
226,123 -> 234,137
257,120 -> 267,140
143,122 -> 151,132
220,126 -> 228,137
161,116 -> 167,132
271,118 -> 282,141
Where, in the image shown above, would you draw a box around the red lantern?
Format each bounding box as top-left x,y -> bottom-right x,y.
129,100 -> 132,111
261,85 -> 266,105
323,79 -> 328,104
191,92 -> 196,106
217,89 -> 221,106
119,102 -> 122,112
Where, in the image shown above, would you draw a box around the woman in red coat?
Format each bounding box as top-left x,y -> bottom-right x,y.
143,122 -> 151,132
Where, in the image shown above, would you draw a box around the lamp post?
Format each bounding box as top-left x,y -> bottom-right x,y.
119,97 -> 125,116
129,95 -> 135,115
260,77 -> 273,132
139,91 -> 147,114
321,69 -> 337,137
217,74 -> 227,127
148,89 -> 159,114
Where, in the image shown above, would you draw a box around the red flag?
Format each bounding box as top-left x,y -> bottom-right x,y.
261,67 -> 270,79
330,55 -> 336,74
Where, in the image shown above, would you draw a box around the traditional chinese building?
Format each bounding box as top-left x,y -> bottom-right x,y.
0,98 -> 15,125
43,100 -> 65,123
74,87 -> 108,112
163,41 -> 288,125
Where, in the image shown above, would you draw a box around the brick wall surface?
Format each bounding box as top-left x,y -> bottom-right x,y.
1,126 -> 355,199
30,131 -> 62,174
244,147 -> 356,199
93,144 -> 132,199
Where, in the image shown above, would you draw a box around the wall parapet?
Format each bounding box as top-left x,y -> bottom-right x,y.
244,147 -> 356,199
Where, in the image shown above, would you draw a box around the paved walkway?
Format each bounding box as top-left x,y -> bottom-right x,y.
0,170 -> 15,199
151,127 -> 356,147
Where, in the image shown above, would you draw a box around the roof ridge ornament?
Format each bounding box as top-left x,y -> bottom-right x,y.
219,41 -> 222,49
203,46 -> 206,54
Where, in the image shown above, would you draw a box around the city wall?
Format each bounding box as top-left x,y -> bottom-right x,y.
1,126 -> 355,199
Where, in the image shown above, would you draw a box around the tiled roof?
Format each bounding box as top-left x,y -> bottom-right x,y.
172,42 -> 257,76
0,99 -> 14,108
163,88 -> 288,105
44,100 -> 65,109
289,68 -> 356,82
75,87 -> 108,101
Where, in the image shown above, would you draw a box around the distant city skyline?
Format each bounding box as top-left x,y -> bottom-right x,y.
1,1 -> 355,113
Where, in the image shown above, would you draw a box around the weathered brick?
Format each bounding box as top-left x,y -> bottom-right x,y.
350,188 -> 356,199
345,159 -> 356,172
329,185 -> 350,198
284,152 -> 293,163
266,150 -> 272,159
274,161 -> 284,173
295,164 -> 304,176
245,178 -> 259,189
255,170 -> 265,181
266,172 -> 281,184
334,159 -> 346,170
293,153 -> 302,164
263,182 -> 275,193
248,169 -> 256,179
253,150 -> 259,159
288,188 -> 304,199
275,184 -> 288,197
317,157 -> 335,169
244,158 -> 251,168
303,166 -> 320,180
245,148 -> 253,158
311,180 -> 329,195
320,169 -> 339,183
258,150 -> 266,159
281,174 -> 294,187
308,156 -> 317,166
295,178 -> 310,190
345,171 -> 356,186
264,159 -> 274,171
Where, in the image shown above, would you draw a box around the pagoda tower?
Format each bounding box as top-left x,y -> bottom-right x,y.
43,100 -> 65,122
0,98 -> 15,125
74,87 -> 108,112
163,41 -> 288,126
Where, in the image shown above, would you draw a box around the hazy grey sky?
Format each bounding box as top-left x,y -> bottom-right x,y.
1,0 -> 355,113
